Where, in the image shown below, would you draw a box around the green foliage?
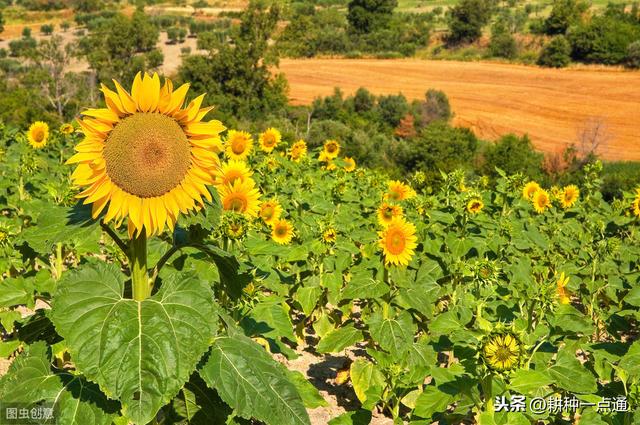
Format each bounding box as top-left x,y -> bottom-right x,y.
347,0 -> 398,33
568,13 -> 640,65
446,0 -> 493,44
627,40 -> 640,68
79,11 -> 163,82
543,0 -> 588,35
489,22 -> 518,59
537,35 -> 571,67
40,24 -> 54,35
480,134 -> 544,179
179,1 -> 288,120
0,10 -> 4,34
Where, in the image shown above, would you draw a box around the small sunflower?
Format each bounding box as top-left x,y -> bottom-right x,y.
556,272 -> 571,305
0,225 -> 11,247
27,121 -> 49,149
532,189 -> 551,214
378,217 -> 417,267
467,198 -> 484,214
219,179 -> 261,218
377,202 -> 403,227
258,127 -> 281,153
482,333 -> 523,372
560,185 -> 579,209
221,212 -> 249,240
259,199 -> 282,225
385,180 -> 416,201
271,219 -> 294,245
225,130 -> 253,161
214,160 -> 253,187
59,123 -> 75,135
322,228 -> 337,244
66,72 -> 225,237
289,140 -> 307,162
522,181 -> 540,200
343,157 -> 356,172
323,139 -> 340,159
633,197 -> 640,218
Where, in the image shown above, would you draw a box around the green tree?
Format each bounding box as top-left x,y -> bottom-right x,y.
0,10 -> 4,35
537,35 -> 571,67
347,0 -> 398,33
178,1 -> 288,119
417,89 -> 451,126
489,21 -> 517,58
446,0 -> 493,44
568,15 -> 640,64
543,0 -> 587,35
481,134 -> 543,179
627,40 -> 640,68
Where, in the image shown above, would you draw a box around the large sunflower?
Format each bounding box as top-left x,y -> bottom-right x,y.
214,160 -> 253,187
522,181 -> 540,200
27,121 -> 49,149
259,128 -> 281,153
289,140 -> 307,162
377,202 -> 403,227
385,180 -> 416,201
271,219 -> 294,245
532,189 -> 551,214
225,130 -> 253,161
378,217 -> 417,267
259,199 -> 282,225
560,185 -> 579,209
323,140 -> 340,159
66,72 -> 224,237
218,179 -> 261,218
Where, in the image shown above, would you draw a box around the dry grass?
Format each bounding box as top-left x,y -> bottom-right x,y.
279,58 -> 640,161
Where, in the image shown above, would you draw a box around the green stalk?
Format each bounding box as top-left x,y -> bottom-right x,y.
55,242 -> 63,280
130,230 -> 150,301
482,374 -> 494,415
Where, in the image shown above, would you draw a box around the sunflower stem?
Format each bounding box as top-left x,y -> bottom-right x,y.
130,230 -> 150,301
54,242 -> 63,280
482,374 -> 494,415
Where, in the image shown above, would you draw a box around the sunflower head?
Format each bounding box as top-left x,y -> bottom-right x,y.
343,156 -> 356,172
259,127 -> 281,153
0,225 -> 10,247
259,199 -> 282,225
560,185 -> 579,209
467,198 -> 484,214
377,202 -> 403,227
378,217 -> 417,267
66,72 -> 225,237
633,198 -> 640,218
322,227 -> 337,244
59,123 -> 75,135
289,140 -> 307,162
386,180 -> 416,201
225,130 -> 253,161
482,332 -> 524,372
221,212 -> 249,240
522,181 -> 540,200
532,189 -> 551,213
556,272 -> 571,304
323,140 -> 340,159
474,259 -> 500,284
27,121 -> 49,149
219,178 -> 261,218
215,160 -> 253,187
271,219 -> 294,245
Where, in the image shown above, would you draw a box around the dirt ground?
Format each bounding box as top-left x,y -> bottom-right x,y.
279,58 -> 640,161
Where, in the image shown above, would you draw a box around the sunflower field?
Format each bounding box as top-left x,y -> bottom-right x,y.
0,73 -> 639,425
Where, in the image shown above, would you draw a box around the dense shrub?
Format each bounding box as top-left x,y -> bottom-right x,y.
347,0 -> 397,33
446,0 -> 493,45
627,40 -> 640,68
568,15 -> 640,65
543,0 -> 588,35
489,27 -> 518,59
416,89 -> 452,125
537,35 -> 571,67
481,134 -> 544,179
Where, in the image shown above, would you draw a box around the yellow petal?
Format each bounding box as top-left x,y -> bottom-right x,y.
166,83 -> 190,115
113,79 -> 137,114
82,108 -> 120,123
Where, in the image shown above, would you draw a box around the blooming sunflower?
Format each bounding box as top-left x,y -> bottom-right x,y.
559,185 -> 579,209
343,157 -> 356,172
633,197 -> 640,217
556,272 -> 571,305
467,198 -> 484,214
385,180 -> 416,201
66,72 -> 224,237
27,121 -> 49,149
377,202 -> 403,227
59,123 -> 75,135
218,179 -> 261,218
378,217 -> 417,267
288,140 -> 307,162
258,127 -> 281,153
482,333 -> 523,372
322,228 -> 337,244
532,189 -> 551,213
323,139 -> 340,159
225,130 -> 253,161
522,181 -> 540,200
259,199 -> 282,225
271,219 -> 294,245
214,160 -> 252,187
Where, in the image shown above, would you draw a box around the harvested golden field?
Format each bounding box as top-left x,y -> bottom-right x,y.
279,58 -> 640,161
